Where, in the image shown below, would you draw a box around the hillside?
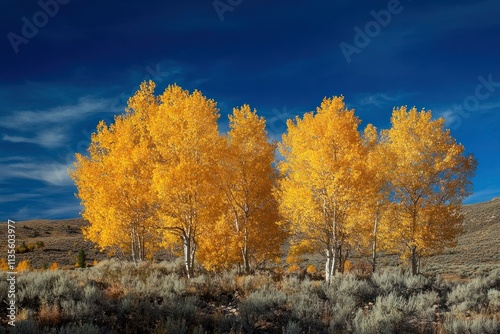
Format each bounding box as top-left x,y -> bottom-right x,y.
0,218 -> 106,269
2,197 -> 499,275
425,197 -> 500,277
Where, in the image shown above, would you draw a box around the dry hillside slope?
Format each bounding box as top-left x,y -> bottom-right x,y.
1,197 -> 499,274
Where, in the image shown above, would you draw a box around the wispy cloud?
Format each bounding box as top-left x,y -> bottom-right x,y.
0,162 -> 72,186
0,96 -> 119,131
37,203 -> 83,220
0,156 -> 31,163
2,129 -> 68,148
436,100 -> 500,128
465,187 -> 500,204
358,93 -> 396,108
5,200 -> 81,221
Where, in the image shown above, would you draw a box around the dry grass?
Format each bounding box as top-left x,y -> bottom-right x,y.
38,303 -> 62,327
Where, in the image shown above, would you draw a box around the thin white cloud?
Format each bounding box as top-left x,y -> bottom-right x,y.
0,162 -> 72,186
358,93 -> 396,107
465,187 -> 500,204
0,156 -> 31,163
436,100 -> 500,128
2,129 -> 68,148
0,192 -> 42,203
0,96 -> 119,131
33,203 -> 83,219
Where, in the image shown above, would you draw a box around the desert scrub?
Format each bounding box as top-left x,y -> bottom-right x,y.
16,270 -> 78,305
60,300 -> 97,321
447,269 -> 500,313
353,292 -> 417,334
487,288 -> 500,311
372,268 -> 431,297
328,273 -> 375,302
235,272 -> 274,295
442,313 -> 500,334
287,279 -> 326,330
239,286 -> 288,332
153,317 -> 188,334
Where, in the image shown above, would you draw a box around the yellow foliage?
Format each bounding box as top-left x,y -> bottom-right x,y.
278,96 -> 371,281
70,81 -> 160,262
49,262 -> 58,270
16,260 -> 31,272
344,260 -> 352,273
306,265 -> 317,274
287,264 -> 301,274
197,104 -> 286,273
286,255 -> 301,264
66,80 -> 477,279
0,258 -> 8,271
381,106 -> 477,273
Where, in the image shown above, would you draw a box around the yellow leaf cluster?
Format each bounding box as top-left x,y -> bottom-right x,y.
0,258 -> 8,271
16,260 -> 31,272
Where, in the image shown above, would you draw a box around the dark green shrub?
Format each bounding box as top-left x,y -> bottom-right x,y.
76,249 -> 86,268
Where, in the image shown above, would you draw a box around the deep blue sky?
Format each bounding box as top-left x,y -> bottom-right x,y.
1,0 -> 499,220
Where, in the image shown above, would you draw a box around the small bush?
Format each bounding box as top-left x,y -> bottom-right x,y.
16,260 -> 31,272
353,292 -> 415,334
306,264 -> 317,275
372,268 -> 430,297
76,249 -> 86,268
442,314 -> 500,334
38,303 -> 62,327
284,321 -> 302,334
61,300 -> 97,321
235,273 -> 273,295
15,241 -> 29,254
239,287 -> 288,332
153,317 -> 187,334
447,273 -> 499,312
49,262 -> 59,270
487,289 -> 500,311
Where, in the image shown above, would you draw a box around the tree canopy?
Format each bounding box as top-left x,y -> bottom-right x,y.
70,82 -> 477,279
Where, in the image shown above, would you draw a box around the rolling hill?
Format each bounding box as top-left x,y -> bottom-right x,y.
2,197 -> 499,275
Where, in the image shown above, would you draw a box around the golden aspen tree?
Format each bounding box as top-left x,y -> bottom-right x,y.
202,105 -> 285,273
277,96 -> 369,283
360,124 -> 393,273
69,82 -> 160,262
148,84 -> 224,278
382,107 -> 477,275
